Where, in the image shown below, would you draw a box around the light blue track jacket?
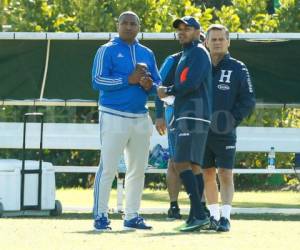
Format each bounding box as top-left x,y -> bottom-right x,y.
92,37 -> 161,114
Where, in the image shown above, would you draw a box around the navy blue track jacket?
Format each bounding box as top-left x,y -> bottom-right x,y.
155,52 -> 182,119
167,40 -> 212,125
209,53 -> 256,140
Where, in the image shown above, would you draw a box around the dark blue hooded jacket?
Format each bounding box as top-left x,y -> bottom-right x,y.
166,40 -> 213,125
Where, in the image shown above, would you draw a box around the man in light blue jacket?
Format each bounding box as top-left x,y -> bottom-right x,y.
92,11 -> 161,231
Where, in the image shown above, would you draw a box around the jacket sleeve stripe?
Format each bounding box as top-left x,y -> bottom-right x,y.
95,46 -> 107,76
96,76 -> 122,85
93,45 -> 124,86
97,76 -> 122,82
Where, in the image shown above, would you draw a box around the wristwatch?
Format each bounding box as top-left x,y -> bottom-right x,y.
164,86 -> 175,96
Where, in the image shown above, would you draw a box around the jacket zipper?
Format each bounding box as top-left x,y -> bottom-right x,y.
129,44 -> 136,67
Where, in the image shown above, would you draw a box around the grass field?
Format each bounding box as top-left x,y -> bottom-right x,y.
0,190 -> 299,250
0,213 -> 300,250
57,188 -> 300,209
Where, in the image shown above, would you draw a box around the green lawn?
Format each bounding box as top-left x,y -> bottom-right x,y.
0,213 -> 300,250
1,189 -> 299,250
57,188 -> 300,209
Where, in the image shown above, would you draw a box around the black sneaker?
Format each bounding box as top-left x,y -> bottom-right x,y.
179,216 -> 210,232
207,216 -> 219,231
217,217 -> 230,232
167,206 -> 182,220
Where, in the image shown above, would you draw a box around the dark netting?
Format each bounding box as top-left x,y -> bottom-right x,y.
0,38 -> 299,103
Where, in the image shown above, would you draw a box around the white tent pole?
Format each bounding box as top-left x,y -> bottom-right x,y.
39,39 -> 51,99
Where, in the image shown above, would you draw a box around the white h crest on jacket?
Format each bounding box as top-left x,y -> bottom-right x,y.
219,70 -> 232,83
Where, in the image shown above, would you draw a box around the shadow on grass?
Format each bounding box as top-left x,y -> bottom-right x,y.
70,229 -> 221,237
2,213 -> 300,222
70,229 -> 137,235
233,202 -> 300,209
232,214 -> 300,221
69,225 -> 222,236
143,230 -> 221,237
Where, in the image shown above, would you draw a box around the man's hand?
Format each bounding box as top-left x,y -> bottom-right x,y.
157,86 -> 168,99
140,76 -> 153,91
128,63 -> 147,84
128,70 -> 146,84
155,118 -> 166,135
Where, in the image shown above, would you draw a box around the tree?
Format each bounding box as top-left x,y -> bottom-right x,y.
276,0 -> 300,31
267,0 -> 281,14
0,0 -> 10,31
73,0 -> 213,32
215,0 -> 278,32
4,0 -> 79,32
193,0 -> 233,9
73,0 -> 116,32
2,0 -> 299,32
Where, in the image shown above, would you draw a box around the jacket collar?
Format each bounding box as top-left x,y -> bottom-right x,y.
183,39 -> 200,50
218,53 -> 230,65
214,53 -> 230,69
113,36 -> 139,46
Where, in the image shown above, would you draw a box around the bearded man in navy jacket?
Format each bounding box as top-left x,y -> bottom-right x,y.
158,16 -> 212,232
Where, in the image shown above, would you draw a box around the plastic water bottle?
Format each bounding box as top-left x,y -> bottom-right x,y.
267,147 -> 276,170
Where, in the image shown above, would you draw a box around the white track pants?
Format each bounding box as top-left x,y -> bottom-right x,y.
93,111 -> 152,219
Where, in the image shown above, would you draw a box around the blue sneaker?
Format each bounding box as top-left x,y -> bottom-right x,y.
94,216 -> 112,231
217,217 -> 230,232
123,216 -> 152,230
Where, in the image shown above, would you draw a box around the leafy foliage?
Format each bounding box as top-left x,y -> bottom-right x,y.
2,0 -> 299,32
3,0 -> 79,31
276,0 -> 300,31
